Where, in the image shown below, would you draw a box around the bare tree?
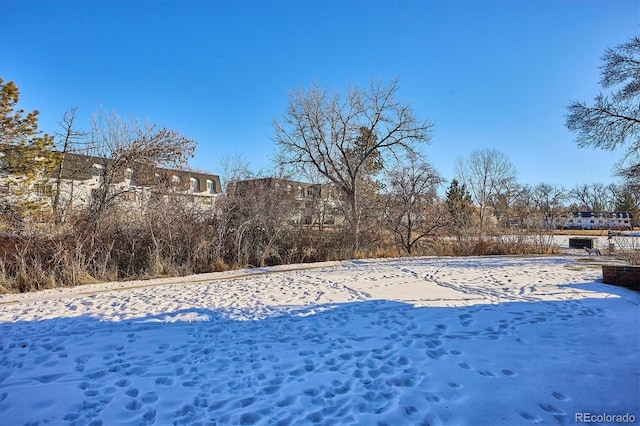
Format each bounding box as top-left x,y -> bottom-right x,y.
227,178 -> 299,267
491,182 -> 523,230
531,183 -> 567,229
384,153 -> 444,254
210,154 -> 255,266
217,153 -> 252,193
52,107 -> 89,223
509,184 -> 533,229
455,148 -> 517,235
566,36 -> 640,188
85,110 -> 196,230
619,161 -> 640,192
569,183 -> 611,212
273,79 -> 433,250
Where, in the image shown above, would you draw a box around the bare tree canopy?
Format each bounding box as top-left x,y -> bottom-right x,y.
569,182 -> 615,212
384,153 -> 444,254
531,183 -> 567,215
531,183 -> 567,229
90,110 -> 196,169
52,107 -> 89,222
455,148 -> 517,235
85,110 -> 197,229
566,36 -> 640,185
273,79 -> 433,184
217,153 -> 253,192
273,78 -> 433,249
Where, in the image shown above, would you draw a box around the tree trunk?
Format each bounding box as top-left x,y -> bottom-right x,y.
347,186 -> 360,252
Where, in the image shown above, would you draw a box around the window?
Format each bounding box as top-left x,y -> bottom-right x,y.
122,191 -> 136,202
92,164 -> 104,177
190,177 -> 200,192
206,179 -> 216,193
125,168 -> 136,186
0,154 -> 8,174
33,183 -> 53,196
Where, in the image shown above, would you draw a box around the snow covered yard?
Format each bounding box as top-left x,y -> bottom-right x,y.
0,255 -> 638,425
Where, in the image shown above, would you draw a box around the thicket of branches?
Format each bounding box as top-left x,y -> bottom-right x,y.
1,74 -> 639,293
566,35 -> 640,191
4,169 -> 636,293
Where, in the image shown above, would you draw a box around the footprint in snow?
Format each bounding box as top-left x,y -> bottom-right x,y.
520,411 -> 543,423
478,369 -> 497,377
538,402 -> 565,415
552,391 -> 570,401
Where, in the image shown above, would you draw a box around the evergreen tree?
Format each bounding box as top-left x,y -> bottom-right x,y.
445,179 -> 474,240
615,190 -> 639,226
0,79 -> 58,227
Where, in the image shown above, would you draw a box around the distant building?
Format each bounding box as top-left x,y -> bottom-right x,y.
232,177 -> 344,227
561,211 -> 633,230
0,147 -> 221,215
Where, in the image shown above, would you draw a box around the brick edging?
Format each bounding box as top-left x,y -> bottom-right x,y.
602,265 -> 640,291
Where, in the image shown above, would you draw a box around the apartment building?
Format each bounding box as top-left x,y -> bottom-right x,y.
0,147 -> 221,214
231,177 -> 344,227
561,211 -> 634,230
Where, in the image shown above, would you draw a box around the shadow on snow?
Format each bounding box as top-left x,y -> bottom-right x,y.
0,284 -> 638,425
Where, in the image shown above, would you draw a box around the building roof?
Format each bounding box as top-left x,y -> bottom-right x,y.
1,144 -> 221,192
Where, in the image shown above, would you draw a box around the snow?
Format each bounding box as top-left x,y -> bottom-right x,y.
0,255 -> 638,425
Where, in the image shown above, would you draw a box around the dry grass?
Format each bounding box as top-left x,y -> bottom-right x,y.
5,210 -> 628,294
373,247 -> 399,258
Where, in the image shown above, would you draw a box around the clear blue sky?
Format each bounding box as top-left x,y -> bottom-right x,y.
1,0 -> 637,188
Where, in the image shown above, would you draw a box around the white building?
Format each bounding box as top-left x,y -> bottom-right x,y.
562,211 -> 634,230
0,149 -> 222,216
